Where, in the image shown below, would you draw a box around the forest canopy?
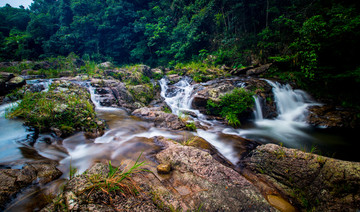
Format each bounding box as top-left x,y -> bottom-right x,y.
1,0 -> 360,105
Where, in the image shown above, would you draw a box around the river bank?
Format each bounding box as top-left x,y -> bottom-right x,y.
0,61 -> 359,211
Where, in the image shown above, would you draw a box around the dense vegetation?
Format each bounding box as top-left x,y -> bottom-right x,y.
1,0 -> 360,107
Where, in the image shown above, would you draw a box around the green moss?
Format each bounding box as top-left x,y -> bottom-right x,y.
6,83 -> 104,136
127,83 -> 154,104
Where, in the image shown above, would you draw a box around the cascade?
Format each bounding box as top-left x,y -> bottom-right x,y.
224,79 -> 318,147
159,77 -> 240,164
159,77 -> 194,114
253,96 -> 263,120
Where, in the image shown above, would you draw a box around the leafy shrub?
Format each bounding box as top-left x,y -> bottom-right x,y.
207,88 -> 254,127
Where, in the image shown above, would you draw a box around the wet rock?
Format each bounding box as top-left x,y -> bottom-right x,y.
0,161 -> 61,210
242,144 -> 360,211
191,77 -> 277,119
157,164 -> 171,174
0,72 -> 15,81
132,107 -> 186,130
127,84 -> 154,104
6,76 -> 26,91
307,105 -> 359,128
98,61 -> 113,69
111,83 -> 136,109
246,63 -> 272,76
28,83 -> 45,93
90,79 -> 137,110
167,74 -> 182,84
94,87 -> 109,95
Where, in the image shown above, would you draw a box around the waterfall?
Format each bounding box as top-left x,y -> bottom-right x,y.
264,80 -> 314,122
159,77 -> 202,117
253,96 -> 263,120
159,77 -> 239,164
223,79 -> 319,147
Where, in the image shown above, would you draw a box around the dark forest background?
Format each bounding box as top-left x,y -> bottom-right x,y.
1,0 -> 360,106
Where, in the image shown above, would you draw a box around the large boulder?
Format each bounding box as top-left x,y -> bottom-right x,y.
0,72 -> 15,81
307,105 -> 359,128
5,76 -> 26,93
127,84 -> 154,105
191,77 -> 277,119
0,160 -> 62,210
246,63 -> 273,76
132,107 -> 186,130
145,137 -> 276,211
90,79 -> 137,110
243,144 -> 360,211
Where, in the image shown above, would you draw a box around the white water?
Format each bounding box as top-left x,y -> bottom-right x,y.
59,83 -> 188,175
160,77 -> 240,164
160,77 -> 322,162
223,80 -> 319,147
159,77 -> 204,118
253,96 -> 263,120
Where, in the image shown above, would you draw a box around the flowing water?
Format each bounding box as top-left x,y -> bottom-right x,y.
159,77 -> 359,162
1,77 -> 359,211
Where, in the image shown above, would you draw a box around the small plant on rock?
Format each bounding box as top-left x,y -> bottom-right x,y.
85,153 -> 150,198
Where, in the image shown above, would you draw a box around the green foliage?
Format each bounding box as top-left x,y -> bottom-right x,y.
185,121 -> 197,131
86,153 -> 150,197
207,88 -> 254,127
0,0 -> 360,110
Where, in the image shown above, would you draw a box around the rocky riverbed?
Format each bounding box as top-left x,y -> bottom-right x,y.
0,62 -> 359,211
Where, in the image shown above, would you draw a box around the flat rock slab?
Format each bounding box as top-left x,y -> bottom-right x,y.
137,137 -> 275,211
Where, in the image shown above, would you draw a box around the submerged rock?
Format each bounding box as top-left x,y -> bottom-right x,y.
243,144 -> 360,211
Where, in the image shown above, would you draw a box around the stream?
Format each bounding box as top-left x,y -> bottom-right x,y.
1,76 -> 359,211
